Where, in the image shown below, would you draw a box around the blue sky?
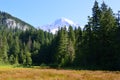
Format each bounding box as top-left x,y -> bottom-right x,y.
0,0 -> 120,27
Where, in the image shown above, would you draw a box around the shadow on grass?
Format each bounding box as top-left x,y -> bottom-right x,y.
9,63 -> 120,71
48,64 -> 120,71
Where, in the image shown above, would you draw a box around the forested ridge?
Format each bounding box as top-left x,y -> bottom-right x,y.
0,1 -> 120,70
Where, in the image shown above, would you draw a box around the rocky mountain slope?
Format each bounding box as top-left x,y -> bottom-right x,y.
0,11 -> 34,31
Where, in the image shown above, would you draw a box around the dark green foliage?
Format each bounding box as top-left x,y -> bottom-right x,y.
0,36 -> 8,63
54,27 -> 68,67
73,1 -> 119,70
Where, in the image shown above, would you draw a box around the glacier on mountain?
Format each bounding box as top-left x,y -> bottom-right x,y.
40,17 -> 79,34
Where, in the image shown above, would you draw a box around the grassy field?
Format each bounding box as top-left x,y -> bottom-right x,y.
0,66 -> 120,80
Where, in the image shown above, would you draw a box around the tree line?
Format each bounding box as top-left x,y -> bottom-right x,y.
0,1 -> 120,70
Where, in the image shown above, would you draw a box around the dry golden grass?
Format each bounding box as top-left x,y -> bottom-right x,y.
0,67 -> 120,80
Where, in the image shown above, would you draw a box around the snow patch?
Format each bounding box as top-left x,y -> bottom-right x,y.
39,18 -> 80,34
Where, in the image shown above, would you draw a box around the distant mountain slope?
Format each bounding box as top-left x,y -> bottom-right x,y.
40,18 -> 79,34
0,11 -> 34,30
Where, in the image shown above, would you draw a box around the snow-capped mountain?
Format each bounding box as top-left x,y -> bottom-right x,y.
40,18 -> 79,34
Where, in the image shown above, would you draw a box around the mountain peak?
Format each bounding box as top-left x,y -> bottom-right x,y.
53,17 -> 76,26
61,17 -> 75,24
40,18 -> 79,34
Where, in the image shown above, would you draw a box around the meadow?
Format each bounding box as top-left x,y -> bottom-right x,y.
0,66 -> 120,80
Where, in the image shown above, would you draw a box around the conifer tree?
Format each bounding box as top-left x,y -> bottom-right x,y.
92,0 -> 101,30
74,27 -> 83,66
68,26 -> 75,44
55,27 -> 68,67
14,36 -> 20,64
67,39 -> 75,65
98,2 -> 117,68
0,36 -> 8,63
2,37 -> 8,63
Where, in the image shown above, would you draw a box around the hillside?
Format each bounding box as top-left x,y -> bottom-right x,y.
0,11 -> 34,30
